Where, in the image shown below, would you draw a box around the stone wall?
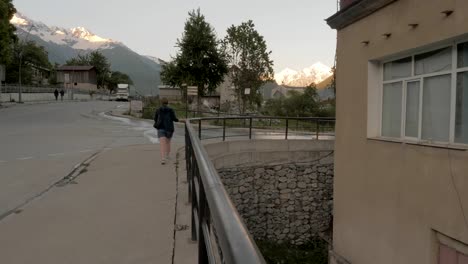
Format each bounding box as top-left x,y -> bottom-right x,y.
218,152 -> 334,245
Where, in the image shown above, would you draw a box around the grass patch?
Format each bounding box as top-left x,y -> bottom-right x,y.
257,238 -> 328,264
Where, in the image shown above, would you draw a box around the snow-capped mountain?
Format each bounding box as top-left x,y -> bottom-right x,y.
145,56 -> 167,65
10,12 -> 162,96
11,13 -> 118,50
275,63 -> 332,87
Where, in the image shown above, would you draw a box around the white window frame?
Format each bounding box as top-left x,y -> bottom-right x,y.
376,39 -> 468,147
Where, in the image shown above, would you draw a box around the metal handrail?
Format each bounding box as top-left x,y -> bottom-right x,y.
185,120 -> 267,264
185,116 -> 335,263
189,116 -> 336,141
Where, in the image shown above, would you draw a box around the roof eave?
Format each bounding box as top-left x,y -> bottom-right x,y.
326,0 -> 398,30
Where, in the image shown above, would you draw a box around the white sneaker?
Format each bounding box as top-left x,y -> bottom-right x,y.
161,158 -> 166,165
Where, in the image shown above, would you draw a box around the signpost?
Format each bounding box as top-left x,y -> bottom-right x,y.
0,65 -> 5,82
0,65 -> 4,103
187,86 -> 198,96
130,100 -> 143,115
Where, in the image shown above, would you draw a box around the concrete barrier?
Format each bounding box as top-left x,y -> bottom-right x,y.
204,139 -> 335,169
0,92 -> 106,103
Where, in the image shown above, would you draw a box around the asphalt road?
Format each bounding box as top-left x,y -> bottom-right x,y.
0,101 -> 184,219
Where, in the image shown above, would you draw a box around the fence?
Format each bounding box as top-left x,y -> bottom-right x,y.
184,116 -> 335,263
0,85 -> 107,95
192,116 -> 335,141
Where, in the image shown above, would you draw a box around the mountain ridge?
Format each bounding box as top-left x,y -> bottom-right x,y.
275,62 -> 332,87
11,12 -> 161,96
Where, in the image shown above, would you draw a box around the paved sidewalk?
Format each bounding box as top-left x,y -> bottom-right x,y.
0,144 -> 196,264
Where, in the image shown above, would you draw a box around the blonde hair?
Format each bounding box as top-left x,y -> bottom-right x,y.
161,97 -> 169,105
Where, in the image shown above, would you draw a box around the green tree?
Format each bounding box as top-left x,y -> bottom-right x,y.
5,41 -> 51,84
0,0 -> 17,64
66,51 -> 111,89
160,61 -> 184,89
263,84 -> 321,117
223,20 -> 274,114
161,9 -> 228,97
106,71 -> 133,93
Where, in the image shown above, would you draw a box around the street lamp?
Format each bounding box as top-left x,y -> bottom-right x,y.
18,24 -> 35,103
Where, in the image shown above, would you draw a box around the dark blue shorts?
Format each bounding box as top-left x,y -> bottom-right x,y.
157,129 -> 174,139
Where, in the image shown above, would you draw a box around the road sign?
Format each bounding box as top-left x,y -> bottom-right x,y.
130,100 -> 143,112
187,86 -> 198,96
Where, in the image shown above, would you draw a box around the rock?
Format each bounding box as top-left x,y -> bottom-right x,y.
254,168 -> 265,174
279,177 -> 288,183
288,182 -> 297,189
278,182 -> 288,190
274,165 -> 282,171
298,182 -> 307,188
239,186 -> 248,193
278,170 -> 287,177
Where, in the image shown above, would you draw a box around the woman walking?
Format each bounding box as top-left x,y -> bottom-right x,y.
154,98 -> 179,164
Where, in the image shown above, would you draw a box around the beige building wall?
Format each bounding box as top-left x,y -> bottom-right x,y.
333,0 -> 468,263
218,75 -> 236,104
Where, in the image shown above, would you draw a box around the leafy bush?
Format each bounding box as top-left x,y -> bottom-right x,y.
257,238 -> 328,264
262,86 -> 335,118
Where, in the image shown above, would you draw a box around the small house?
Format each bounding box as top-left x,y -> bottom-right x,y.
57,65 -> 97,90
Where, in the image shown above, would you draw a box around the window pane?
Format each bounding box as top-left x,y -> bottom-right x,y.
456,72 -> 468,144
458,42 -> 468,68
382,82 -> 402,137
422,75 -> 451,142
415,47 -> 452,75
384,57 -> 412,81
405,81 -> 420,138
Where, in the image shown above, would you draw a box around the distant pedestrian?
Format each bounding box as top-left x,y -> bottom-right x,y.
60,89 -> 65,101
154,98 -> 179,164
54,89 -> 59,101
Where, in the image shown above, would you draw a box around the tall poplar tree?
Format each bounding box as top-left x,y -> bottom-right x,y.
161,9 -> 228,97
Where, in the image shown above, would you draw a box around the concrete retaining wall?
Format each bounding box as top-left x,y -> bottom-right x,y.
205,139 -> 335,245
205,139 -> 334,168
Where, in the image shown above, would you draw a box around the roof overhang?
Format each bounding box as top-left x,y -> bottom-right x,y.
326,0 -> 398,30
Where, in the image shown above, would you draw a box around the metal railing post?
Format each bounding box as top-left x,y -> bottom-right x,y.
198,182 -> 209,263
198,119 -> 202,140
285,119 -> 289,140
316,119 -> 320,140
223,119 -> 226,141
249,117 -> 253,140
191,162 -> 198,242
